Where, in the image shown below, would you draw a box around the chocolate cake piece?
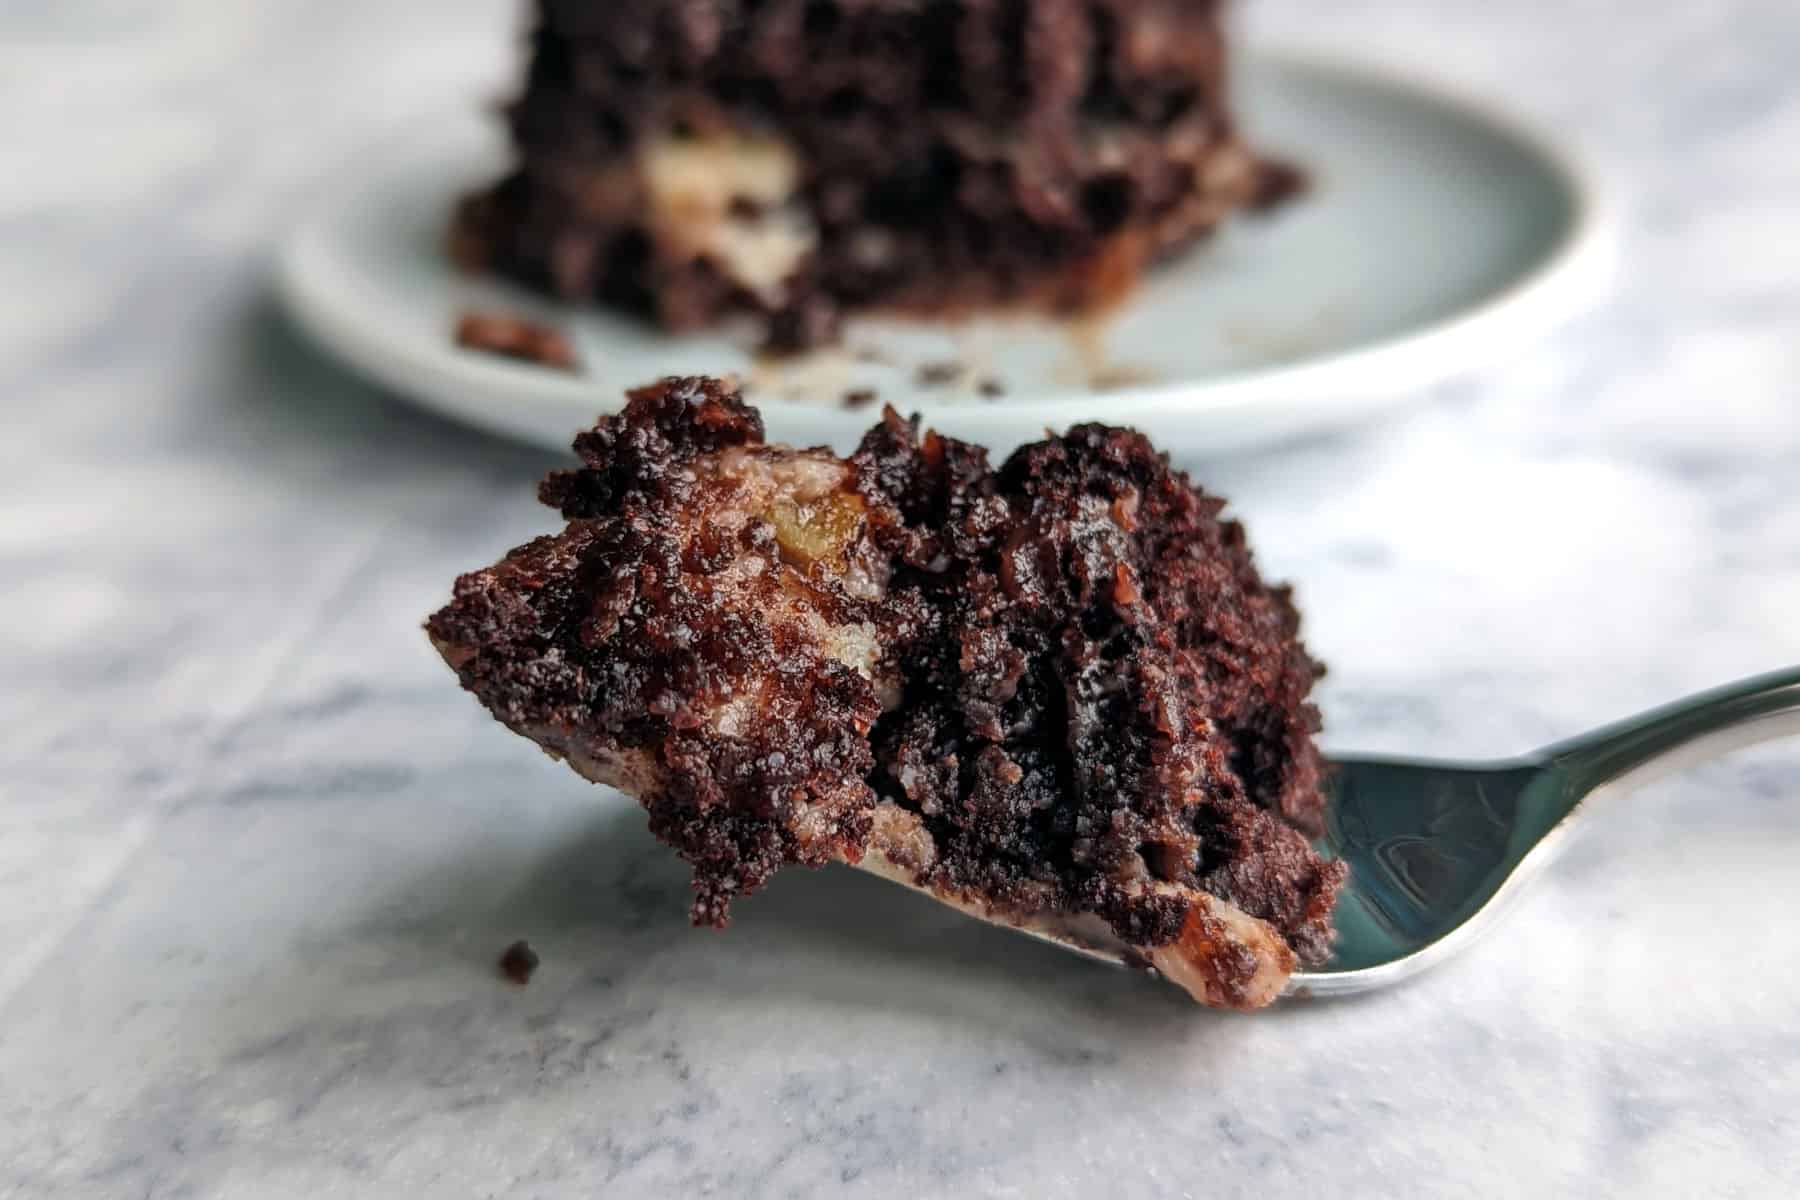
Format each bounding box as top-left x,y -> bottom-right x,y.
427,378 -> 1343,1008
453,0 -> 1294,348
454,310 -> 580,371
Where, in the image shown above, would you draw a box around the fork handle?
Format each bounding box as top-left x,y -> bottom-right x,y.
1543,666 -> 1800,796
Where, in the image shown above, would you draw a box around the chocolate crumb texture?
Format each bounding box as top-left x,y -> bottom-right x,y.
497,939 -> 540,985
430,377 -> 1342,1008
455,311 -> 579,372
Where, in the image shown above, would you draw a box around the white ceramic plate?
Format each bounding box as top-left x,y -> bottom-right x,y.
278,49 -> 1611,456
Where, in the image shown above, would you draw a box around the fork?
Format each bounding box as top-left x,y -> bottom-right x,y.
1292,666 -> 1800,998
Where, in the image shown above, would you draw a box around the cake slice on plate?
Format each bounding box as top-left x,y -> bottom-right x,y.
454,0 -> 1299,346
427,378 -> 1343,1008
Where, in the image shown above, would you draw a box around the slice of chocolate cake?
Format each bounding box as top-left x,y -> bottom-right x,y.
427,378 -> 1343,1008
453,0 -> 1297,348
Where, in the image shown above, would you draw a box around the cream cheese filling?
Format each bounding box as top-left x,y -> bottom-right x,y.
639,131 -> 818,303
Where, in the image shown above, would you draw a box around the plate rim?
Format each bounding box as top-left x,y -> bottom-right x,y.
276,44 -> 1616,447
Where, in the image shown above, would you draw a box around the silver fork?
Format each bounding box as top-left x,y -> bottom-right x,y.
1293,666 -> 1800,998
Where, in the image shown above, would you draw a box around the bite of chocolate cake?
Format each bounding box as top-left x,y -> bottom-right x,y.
453,0 -> 1300,348
427,377 -> 1343,1009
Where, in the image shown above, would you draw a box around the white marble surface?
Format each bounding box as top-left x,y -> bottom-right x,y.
4,1 -> 1799,1196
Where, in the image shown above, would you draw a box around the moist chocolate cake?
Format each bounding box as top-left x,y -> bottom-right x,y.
429,379 -> 1342,1008
453,0 -> 1296,348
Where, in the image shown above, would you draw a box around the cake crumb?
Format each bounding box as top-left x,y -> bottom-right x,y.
455,311 -> 578,372
764,297 -> 842,354
497,939 -> 541,985
978,378 -> 1007,398
915,362 -> 964,387
842,388 -> 879,409
1089,364 -> 1159,392
1251,158 -> 1310,212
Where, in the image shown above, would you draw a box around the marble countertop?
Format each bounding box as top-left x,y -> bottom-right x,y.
4,1 -> 1798,1195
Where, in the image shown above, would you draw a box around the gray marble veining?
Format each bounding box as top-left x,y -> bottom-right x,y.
3,1 -> 1798,1195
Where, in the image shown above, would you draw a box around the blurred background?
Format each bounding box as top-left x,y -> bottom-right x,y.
3,1 -> 1797,1196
